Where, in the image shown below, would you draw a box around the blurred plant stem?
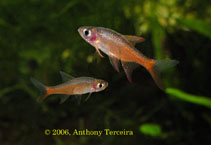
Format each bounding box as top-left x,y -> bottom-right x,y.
0,82 -> 35,99
177,18 -> 211,38
166,88 -> 211,108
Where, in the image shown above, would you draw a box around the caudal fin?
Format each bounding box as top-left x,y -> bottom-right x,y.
146,60 -> 179,91
30,78 -> 48,102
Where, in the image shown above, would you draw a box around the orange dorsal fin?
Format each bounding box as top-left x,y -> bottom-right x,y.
123,35 -> 145,46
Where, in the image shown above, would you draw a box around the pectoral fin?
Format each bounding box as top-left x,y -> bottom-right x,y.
96,47 -> 104,58
109,56 -> 120,72
60,71 -> 74,82
84,93 -> 92,102
124,35 -> 145,46
122,61 -> 139,82
60,95 -> 70,104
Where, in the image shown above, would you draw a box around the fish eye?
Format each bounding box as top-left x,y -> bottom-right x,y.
83,29 -> 91,37
97,83 -> 104,89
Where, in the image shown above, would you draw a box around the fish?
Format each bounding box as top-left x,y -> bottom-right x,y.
78,26 -> 179,90
31,71 -> 108,103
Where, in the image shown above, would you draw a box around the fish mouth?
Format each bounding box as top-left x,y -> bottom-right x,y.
78,26 -> 87,39
77,27 -> 82,34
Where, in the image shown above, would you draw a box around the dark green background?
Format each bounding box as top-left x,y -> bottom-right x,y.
0,0 -> 211,145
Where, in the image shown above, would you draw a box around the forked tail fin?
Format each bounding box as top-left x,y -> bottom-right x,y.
30,78 -> 49,102
146,60 -> 179,91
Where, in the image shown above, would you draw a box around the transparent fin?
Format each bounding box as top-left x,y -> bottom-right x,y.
59,71 -> 74,82
75,95 -> 82,105
60,95 -> 70,104
30,78 -> 48,103
154,60 -> 179,72
123,35 -> 145,46
96,47 -> 104,58
121,61 -> 139,82
146,59 -> 179,91
84,93 -> 92,102
148,66 -> 165,91
109,56 -> 120,72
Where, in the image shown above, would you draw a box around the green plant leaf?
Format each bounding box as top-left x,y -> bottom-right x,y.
166,88 -> 211,108
139,123 -> 162,136
177,18 -> 211,38
150,2 -> 165,60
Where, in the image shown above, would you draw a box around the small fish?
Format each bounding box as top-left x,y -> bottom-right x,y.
31,71 -> 108,103
78,26 -> 179,90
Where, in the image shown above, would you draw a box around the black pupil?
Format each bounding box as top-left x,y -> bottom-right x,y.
99,83 -> 102,88
84,30 -> 89,36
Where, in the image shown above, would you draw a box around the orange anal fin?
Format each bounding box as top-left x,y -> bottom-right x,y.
96,47 -> 104,58
109,56 -> 120,72
122,61 -> 139,82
